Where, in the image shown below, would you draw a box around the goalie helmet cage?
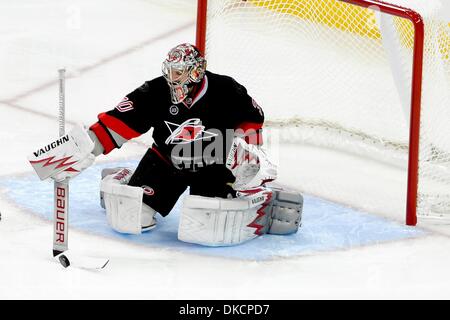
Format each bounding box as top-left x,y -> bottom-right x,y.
195,0 -> 450,226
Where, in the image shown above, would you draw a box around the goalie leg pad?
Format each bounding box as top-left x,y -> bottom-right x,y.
100,167 -> 128,209
178,188 -> 303,245
266,188 -> 303,235
101,168 -> 156,234
178,192 -> 272,247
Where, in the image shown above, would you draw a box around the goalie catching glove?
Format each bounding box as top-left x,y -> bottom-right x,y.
226,137 -> 278,191
28,125 -> 96,182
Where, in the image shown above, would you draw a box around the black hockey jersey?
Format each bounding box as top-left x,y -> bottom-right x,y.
90,71 -> 264,171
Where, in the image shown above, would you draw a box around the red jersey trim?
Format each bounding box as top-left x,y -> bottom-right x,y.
236,122 -> 263,132
182,75 -> 208,109
90,122 -> 116,155
98,113 -> 141,140
190,75 -> 208,107
235,122 -> 264,145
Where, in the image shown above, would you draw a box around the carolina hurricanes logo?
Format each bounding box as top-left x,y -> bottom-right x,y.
115,97 -> 134,112
164,118 -> 218,145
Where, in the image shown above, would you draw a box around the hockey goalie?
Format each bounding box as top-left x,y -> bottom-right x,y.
28,43 -> 303,246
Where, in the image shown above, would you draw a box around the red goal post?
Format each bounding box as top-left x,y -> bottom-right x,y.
195,0 -> 426,226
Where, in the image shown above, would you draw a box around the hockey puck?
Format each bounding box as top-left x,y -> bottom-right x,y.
58,254 -> 71,268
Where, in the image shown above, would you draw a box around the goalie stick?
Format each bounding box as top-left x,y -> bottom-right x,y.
53,68 -> 109,270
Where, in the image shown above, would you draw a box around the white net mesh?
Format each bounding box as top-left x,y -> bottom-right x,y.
203,0 -> 450,221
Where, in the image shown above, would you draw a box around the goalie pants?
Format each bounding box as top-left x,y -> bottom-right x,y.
127,147 -> 236,216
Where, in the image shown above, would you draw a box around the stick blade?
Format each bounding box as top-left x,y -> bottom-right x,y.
55,251 -> 109,270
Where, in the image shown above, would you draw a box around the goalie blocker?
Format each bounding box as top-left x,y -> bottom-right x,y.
28,125 -> 95,181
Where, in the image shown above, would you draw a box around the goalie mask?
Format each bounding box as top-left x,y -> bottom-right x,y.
162,43 -> 206,104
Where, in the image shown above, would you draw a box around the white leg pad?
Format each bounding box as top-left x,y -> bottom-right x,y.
101,172 -> 156,234
178,191 -> 271,246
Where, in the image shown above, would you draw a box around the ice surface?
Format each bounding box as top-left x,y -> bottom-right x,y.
0,160 -> 424,260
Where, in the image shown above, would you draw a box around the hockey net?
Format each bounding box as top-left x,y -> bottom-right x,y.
197,0 -> 450,224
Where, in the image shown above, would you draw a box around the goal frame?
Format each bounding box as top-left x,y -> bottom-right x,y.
195,0 -> 425,226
